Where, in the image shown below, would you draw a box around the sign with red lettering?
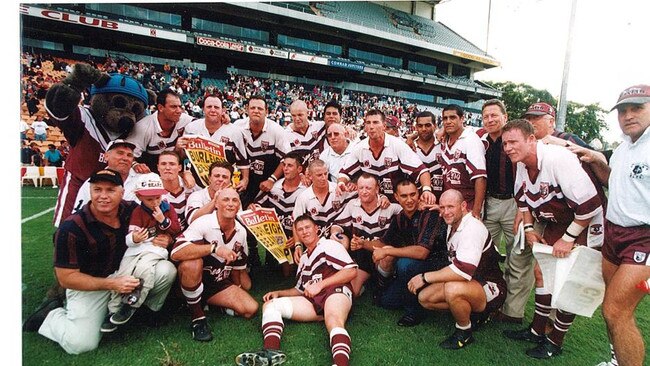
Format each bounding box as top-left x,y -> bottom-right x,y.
196,36 -> 245,52
237,207 -> 293,264
184,136 -> 227,187
20,5 -> 187,42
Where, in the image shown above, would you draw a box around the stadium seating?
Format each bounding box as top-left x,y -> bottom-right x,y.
22,166 -> 41,187
39,166 -> 59,188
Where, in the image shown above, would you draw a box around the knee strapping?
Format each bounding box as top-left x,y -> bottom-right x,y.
263,297 -> 293,322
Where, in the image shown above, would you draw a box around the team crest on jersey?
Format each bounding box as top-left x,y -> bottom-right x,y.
436,152 -> 443,163
293,139 -> 300,146
261,140 -> 270,151
157,140 -> 167,150
630,163 -> 648,179
220,136 -> 230,144
363,160 -> 370,168
332,200 -> 342,210
384,157 -> 393,166
311,131 -> 319,139
355,216 -> 363,224
378,216 -> 388,227
589,224 -> 603,236
271,193 -> 279,201
453,149 -> 461,160
310,207 -> 318,215
633,251 -> 647,263
522,181 -> 527,193
540,182 -> 550,198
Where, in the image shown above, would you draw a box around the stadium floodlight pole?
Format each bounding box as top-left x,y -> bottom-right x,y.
556,0 -> 578,132
485,0 -> 492,55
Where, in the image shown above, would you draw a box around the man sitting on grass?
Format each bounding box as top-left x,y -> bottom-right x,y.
236,214 -> 358,366
408,189 -> 506,350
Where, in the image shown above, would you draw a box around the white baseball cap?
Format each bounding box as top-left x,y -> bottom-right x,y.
134,173 -> 167,196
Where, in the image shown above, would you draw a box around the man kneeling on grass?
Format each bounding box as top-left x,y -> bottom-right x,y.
408,189 -> 506,350
236,214 -> 358,366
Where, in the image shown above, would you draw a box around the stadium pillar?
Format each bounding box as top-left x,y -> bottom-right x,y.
556,0 -> 577,133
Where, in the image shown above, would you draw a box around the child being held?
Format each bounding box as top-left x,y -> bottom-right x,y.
102,173 -> 181,332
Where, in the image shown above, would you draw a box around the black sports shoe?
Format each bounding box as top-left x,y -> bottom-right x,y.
526,338 -> 563,359
439,329 -> 474,350
397,312 -> 424,327
23,297 -> 63,332
100,313 -> 118,333
503,327 -> 545,343
235,349 -> 286,366
191,318 -> 213,342
110,304 -> 137,325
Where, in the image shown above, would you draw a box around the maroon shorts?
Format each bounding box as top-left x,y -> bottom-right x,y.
201,256 -> 235,299
478,279 -> 507,314
603,220 -> 650,266
307,284 -> 353,315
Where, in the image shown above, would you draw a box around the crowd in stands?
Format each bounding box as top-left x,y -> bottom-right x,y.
20,52 -> 483,153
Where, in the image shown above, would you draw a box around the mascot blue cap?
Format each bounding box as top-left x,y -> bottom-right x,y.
90,73 -> 148,106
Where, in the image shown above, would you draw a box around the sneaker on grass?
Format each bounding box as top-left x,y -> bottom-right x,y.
101,313 -> 117,333
191,318 -> 213,342
526,337 -> 562,359
439,329 -> 474,350
503,326 -> 545,343
110,304 -> 137,325
235,349 -> 286,366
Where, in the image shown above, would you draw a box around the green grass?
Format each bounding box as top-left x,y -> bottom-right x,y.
21,186 -> 649,365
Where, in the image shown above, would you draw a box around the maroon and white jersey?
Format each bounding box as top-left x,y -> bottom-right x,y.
256,178 -> 308,237
514,142 -> 604,244
436,128 -> 487,205
185,187 -> 212,225
293,182 -> 356,238
126,111 -> 195,158
415,138 -> 444,200
163,177 -> 201,230
286,120 -> 327,164
295,238 -> 358,293
446,213 -> 504,285
234,117 -> 292,179
52,106 -> 117,180
184,119 -> 250,170
50,106 -> 124,226
172,214 -> 248,281
339,133 -> 427,198
333,198 -> 402,240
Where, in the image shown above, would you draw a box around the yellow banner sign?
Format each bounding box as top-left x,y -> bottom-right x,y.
237,207 -> 293,264
184,136 -> 227,187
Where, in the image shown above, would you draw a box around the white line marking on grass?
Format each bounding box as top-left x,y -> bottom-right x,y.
22,197 -> 58,199
22,207 -> 55,224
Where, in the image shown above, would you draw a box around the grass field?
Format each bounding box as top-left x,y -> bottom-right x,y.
20,186 -> 649,365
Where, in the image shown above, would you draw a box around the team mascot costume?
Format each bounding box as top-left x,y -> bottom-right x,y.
45,63 -> 154,226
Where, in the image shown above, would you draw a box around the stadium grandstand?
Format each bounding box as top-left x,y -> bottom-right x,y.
20,1 -> 500,127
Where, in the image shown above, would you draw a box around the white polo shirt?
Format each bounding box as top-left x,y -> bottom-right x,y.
607,127 -> 650,226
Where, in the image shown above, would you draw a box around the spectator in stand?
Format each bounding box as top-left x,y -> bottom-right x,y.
21,140 -> 33,165
31,116 -> 49,142
20,120 -> 29,141
44,144 -> 64,167
30,142 -> 43,166
57,140 -> 70,162
26,95 -> 40,117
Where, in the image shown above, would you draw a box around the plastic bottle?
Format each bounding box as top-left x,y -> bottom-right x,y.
636,278 -> 650,293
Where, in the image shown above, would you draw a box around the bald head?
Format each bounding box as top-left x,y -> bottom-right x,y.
439,189 -> 467,227
440,189 -> 464,205
215,187 -> 241,219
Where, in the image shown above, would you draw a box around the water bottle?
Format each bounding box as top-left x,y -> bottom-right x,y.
636,278 -> 650,293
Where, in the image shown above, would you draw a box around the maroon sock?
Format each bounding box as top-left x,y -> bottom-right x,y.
181,283 -> 205,321
547,309 -> 575,346
530,290 -> 552,336
330,328 -> 351,366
